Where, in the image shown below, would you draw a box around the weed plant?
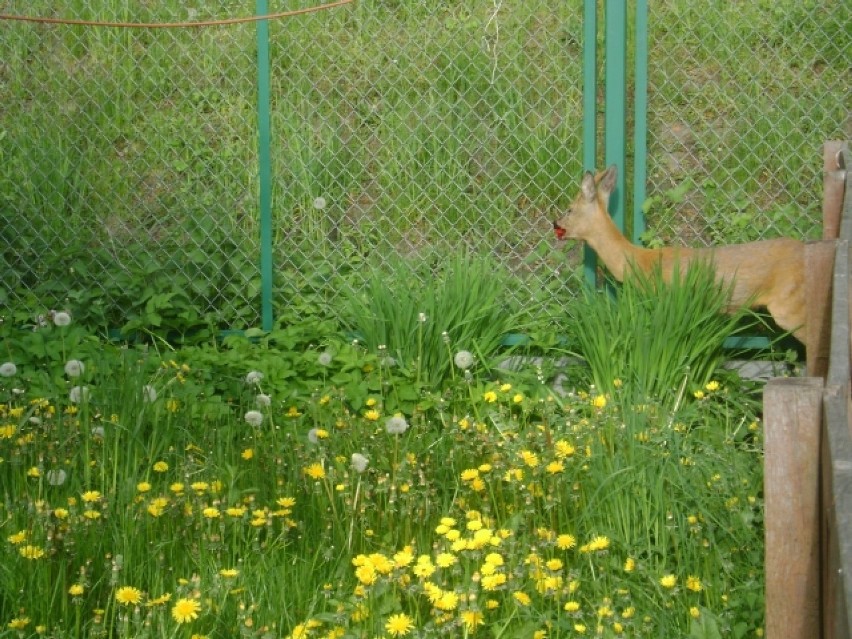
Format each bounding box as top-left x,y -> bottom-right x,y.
0,311 -> 766,638
568,262 -> 754,407
340,253 -> 526,389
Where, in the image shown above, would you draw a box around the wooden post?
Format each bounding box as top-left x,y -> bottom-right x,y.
823,141 -> 847,241
764,377 -> 823,639
805,241 -> 836,377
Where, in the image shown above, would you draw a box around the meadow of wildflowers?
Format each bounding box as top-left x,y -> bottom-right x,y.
0,312 -> 767,638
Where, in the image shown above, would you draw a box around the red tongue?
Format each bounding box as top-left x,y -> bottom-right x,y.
554,226 -> 566,240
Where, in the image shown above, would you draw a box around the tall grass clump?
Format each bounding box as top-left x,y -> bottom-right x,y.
569,261 -> 753,405
0,304 -> 768,637
341,253 -> 525,388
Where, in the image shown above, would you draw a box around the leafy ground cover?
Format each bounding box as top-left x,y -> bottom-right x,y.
1,300 -> 769,638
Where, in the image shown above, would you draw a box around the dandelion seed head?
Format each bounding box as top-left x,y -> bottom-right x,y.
64,360 -> 85,378
46,469 -> 67,486
0,362 -> 17,377
317,351 -> 333,366
244,410 -> 263,428
454,350 -> 475,370
53,311 -> 72,327
245,370 -> 264,386
313,196 -> 327,210
69,386 -> 89,404
385,414 -> 409,435
351,453 -> 369,473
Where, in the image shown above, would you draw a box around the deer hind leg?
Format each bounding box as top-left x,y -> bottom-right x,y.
766,297 -> 806,345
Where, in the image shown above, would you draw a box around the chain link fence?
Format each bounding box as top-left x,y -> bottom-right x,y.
1,1 -> 848,330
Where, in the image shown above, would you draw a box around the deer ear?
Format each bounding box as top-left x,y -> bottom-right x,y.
599,165 -> 618,194
580,171 -> 597,201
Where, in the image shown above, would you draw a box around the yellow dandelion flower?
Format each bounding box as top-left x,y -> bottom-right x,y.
556,534 -> 576,550
659,574 -> 677,589
384,612 -> 414,637
624,557 -> 636,572
482,391 -> 497,403
137,481 -> 152,493
202,507 -> 220,519
436,591 -> 459,611
303,463 -> 326,480
555,440 -> 576,458
241,448 -> 254,460
19,545 -> 45,559
686,575 -> 703,592
363,409 -> 380,421
147,593 -> 172,606
153,461 -> 169,472
435,552 -> 457,568
115,586 -> 143,606
512,393 -> 524,403
171,597 -> 201,624
460,609 -> 484,630
481,573 -> 507,591
460,468 -> 479,482
7,617 -> 30,630
564,601 -> 581,612
591,395 -> 607,409
513,591 -> 532,606
690,606 -> 701,619
81,490 -> 101,502
7,531 -> 26,544
546,460 -> 565,474
69,584 -> 85,596
519,450 -> 539,468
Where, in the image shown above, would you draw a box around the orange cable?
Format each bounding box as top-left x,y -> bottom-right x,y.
0,0 -> 355,29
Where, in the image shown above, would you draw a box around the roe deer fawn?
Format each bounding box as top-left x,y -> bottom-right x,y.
553,165 -> 806,343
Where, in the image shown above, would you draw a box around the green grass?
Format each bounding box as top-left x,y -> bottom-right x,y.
2,1 -> 845,330
0,312 -> 767,638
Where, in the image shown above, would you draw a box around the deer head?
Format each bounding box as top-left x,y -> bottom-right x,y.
553,164 -> 618,240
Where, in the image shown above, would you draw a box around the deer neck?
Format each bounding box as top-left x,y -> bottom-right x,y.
582,212 -> 649,281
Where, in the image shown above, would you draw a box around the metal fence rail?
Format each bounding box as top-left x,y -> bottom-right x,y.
0,1 -> 848,330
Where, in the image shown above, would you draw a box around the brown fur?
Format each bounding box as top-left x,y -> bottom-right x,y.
554,165 -> 806,343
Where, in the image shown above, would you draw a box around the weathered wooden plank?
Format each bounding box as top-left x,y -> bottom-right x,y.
806,240 -> 836,377
822,386 -> 852,639
823,142 -> 847,241
827,238 -> 850,390
764,377 -> 824,639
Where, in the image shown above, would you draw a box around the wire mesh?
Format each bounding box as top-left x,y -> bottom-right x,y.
0,1 -> 848,330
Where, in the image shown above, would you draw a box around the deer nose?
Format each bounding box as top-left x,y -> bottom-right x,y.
552,220 -> 566,240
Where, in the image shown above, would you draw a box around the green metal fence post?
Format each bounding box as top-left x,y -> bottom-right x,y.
603,0 -> 626,232
633,0 -> 648,244
256,0 -> 274,332
582,0 -> 598,286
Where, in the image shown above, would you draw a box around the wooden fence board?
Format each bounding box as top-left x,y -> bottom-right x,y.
764,377 -> 824,639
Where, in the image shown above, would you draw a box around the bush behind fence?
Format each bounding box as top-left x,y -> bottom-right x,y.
0,0 -> 848,331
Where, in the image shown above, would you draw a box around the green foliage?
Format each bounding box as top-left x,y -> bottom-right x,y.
340,253 -> 526,388
567,262 -> 754,407
0,321 -> 768,637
